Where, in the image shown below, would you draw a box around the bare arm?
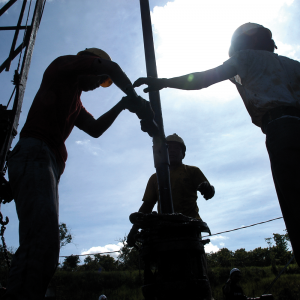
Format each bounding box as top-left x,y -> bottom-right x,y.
75,100 -> 126,138
133,64 -> 237,93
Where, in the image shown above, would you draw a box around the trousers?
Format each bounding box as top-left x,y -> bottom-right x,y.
265,116 -> 300,266
5,137 -> 61,300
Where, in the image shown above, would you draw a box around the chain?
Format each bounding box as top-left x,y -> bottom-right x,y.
0,203 -> 10,269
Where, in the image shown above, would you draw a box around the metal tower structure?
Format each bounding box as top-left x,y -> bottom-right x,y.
0,0 -> 46,202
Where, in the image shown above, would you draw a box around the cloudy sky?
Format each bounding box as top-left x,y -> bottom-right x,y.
1,0 -> 299,263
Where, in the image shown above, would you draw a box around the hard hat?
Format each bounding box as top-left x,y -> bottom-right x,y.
77,48 -> 113,88
230,268 -> 241,276
229,23 -> 272,57
98,295 -> 107,300
166,133 -> 186,155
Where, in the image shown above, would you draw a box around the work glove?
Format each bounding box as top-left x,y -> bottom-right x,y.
121,95 -> 159,137
122,95 -> 155,120
198,181 -> 215,200
133,77 -> 167,93
127,225 -> 139,248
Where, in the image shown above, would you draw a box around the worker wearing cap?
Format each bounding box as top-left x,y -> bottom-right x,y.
127,133 -> 215,296
5,48 -> 153,300
222,268 -> 247,300
127,133 -> 214,243
133,23 -> 300,266
128,133 -> 214,222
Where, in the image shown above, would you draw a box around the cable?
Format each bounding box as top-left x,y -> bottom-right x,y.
202,216 -> 283,238
59,216 -> 284,258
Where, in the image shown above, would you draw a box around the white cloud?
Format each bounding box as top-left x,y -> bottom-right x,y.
75,139 -> 103,156
209,235 -> 229,241
220,242 -> 225,247
276,41 -> 300,61
205,242 -> 219,253
81,242 -> 122,259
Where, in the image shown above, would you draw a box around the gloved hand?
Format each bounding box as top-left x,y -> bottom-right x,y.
198,181 -> 215,200
133,77 -> 167,93
127,225 -> 139,247
121,95 -> 155,120
140,119 -> 159,137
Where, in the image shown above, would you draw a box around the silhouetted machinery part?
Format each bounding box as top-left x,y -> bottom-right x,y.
130,212 -> 212,300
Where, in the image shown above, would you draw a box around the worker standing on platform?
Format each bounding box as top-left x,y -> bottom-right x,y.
4,48 -> 153,300
133,23 -> 300,266
127,133 -> 215,292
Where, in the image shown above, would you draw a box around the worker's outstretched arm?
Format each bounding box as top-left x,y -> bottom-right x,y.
133,64 -> 237,93
75,96 -> 138,138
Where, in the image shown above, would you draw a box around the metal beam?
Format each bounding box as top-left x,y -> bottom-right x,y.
0,0 -> 45,172
6,0 -> 27,71
0,26 -> 29,30
0,0 -> 18,17
139,0 -> 174,214
0,28 -> 31,74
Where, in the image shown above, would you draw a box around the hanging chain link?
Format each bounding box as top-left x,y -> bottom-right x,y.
0,202 -> 10,269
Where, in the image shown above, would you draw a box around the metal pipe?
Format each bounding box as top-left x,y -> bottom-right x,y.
139,0 -> 174,214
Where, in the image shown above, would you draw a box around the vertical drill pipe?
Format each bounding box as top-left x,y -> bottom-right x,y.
139,0 -> 174,213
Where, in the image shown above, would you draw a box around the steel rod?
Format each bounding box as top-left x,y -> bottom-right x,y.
139,0 -> 174,213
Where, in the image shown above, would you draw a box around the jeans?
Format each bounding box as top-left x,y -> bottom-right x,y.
5,137 -> 61,300
266,116 -> 300,266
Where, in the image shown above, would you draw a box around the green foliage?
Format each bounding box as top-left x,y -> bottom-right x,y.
208,265 -> 300,300
61,255 -> 80,271
50,270 -> 143,300
206,231 -> 292,269
117,237 -> 144,271
59,223 -> 73,249
82,254 -> 118,272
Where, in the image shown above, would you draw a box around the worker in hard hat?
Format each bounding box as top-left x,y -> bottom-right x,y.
222,268 -> 247,300
127,133 -> 215,224
4,48 -> 153,300
133,23 -> 300,266
127,133 -> 215,294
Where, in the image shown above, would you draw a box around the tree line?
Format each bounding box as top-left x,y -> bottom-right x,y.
0,224 -> 294,274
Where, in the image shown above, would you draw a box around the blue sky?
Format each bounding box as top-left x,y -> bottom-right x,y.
1,0 -> 299,263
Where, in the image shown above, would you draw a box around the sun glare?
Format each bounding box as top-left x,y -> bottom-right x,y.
151,0 -> 294,79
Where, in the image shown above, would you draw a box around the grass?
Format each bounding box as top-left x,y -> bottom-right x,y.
1,264 -> 299,299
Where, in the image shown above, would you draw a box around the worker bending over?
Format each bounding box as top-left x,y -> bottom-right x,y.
5,48 -> 153,300
133,23 -> 300,266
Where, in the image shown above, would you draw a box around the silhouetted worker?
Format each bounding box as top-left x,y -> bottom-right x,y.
127,133 -> 215,293
222,268 -> 246,300
5,48 -> 153,300
133,23 -> 300,266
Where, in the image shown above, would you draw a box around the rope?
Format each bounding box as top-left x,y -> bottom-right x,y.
59,216 -> 284,258
202,216 -> 283,238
